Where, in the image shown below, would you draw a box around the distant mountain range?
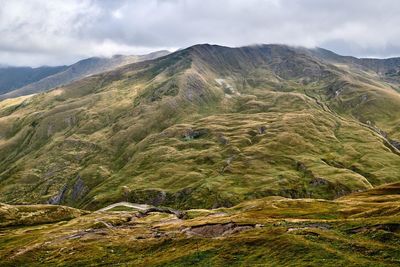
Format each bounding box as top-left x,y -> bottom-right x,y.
306,47 -> 400,82
0,50 -> 170,100
0,65 -> 68,94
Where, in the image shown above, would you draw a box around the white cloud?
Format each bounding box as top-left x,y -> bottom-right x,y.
0,0 -> 400,66
111,9 -> 123,20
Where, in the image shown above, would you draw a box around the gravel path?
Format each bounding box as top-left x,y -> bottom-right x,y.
97,202 -> 152,212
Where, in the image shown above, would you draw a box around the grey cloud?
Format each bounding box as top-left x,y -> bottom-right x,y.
0,0 -> 400,66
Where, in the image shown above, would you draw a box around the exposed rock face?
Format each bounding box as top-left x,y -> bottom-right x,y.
48,185 -> 67,205
182,128 -> 209,140
72,176 -> 87,201
258,126 -> 267,134
390,139 -> 400,150
296,162 -> 307,172
348,223 -> 400,234
310,177 -> 329,186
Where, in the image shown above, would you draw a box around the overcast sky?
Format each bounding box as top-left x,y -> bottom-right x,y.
1,0 -> 400,67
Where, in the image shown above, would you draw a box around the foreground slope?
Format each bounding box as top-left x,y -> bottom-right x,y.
0,44 -> 399,209
0,183 -> 399,266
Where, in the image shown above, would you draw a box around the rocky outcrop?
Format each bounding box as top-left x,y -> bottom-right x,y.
48,185 -> 67,205
182,128 -> 209,140
389,139 -> 400,150
72,176 -> 88,201
309,177 -> 329,186
348,223 -> 400,234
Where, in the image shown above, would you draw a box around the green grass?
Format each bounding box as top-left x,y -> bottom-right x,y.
0,45 -> 400,211
0,183 -> 399,266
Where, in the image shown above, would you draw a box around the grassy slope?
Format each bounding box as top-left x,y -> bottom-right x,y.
0,44 -> 399,210
0,183 -> 399,266
0,203 -> 86,227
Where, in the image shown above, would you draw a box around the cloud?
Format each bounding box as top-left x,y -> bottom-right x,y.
1,0 -> 400,66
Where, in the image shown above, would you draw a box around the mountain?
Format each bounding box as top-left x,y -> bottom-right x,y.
0,44 -> 399,211
0,65 -> 68,95
0,50 -> 170,100
0,43 -> 400,265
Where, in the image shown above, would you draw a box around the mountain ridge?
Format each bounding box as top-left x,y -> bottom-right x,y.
0,43 -> 399,211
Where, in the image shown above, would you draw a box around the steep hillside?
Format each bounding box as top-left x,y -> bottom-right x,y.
306,47 -> 400,140
0,50 -> 170,100
0,44 -> 399,210
0,65 -> 68,95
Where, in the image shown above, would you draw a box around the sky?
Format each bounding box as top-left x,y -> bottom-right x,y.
1,0 -> 400,67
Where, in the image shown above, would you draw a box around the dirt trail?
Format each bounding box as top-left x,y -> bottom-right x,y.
97,202 -> 152,212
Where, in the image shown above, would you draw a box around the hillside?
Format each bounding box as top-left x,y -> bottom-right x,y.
0,44 -> 399,211
0,50 -> 170,100
0,183 -> 399,266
